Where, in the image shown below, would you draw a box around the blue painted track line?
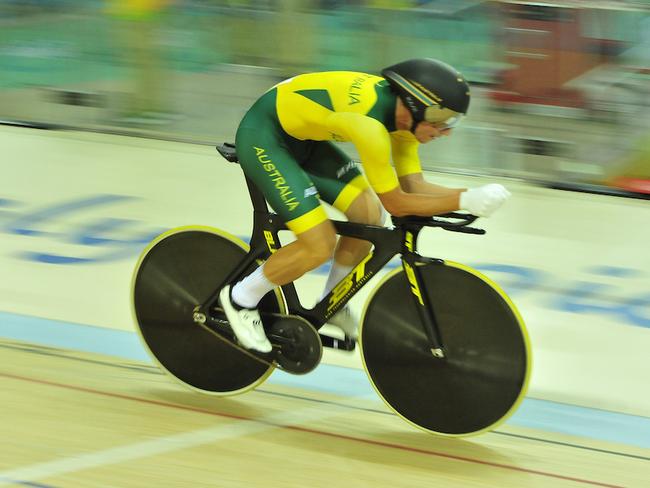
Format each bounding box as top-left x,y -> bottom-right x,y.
1,310 -> 650,449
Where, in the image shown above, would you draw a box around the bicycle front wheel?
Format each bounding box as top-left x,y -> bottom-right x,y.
360,261 -> 531,436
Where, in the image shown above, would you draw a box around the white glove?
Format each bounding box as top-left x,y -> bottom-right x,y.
459,184 -> 511,217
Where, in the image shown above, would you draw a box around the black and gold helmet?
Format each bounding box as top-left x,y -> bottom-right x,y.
382,58 -> 470,131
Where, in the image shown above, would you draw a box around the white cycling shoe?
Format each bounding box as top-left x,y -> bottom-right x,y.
328,305 -> 359,339
219,285 -> 272,353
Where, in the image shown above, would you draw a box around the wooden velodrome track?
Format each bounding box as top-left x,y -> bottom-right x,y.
1,126 -> 649,487
1,337 -> 648,488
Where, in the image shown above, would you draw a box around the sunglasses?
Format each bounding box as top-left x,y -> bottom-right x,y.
431,114 -> 463,130
423,105 -> 464,130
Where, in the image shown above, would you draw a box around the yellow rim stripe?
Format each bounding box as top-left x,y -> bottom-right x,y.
332,175 -> 370,213
286,206 -> 329,234
359,260 -> 532,437
444,261 -> 532,436
130,225 -> 285,396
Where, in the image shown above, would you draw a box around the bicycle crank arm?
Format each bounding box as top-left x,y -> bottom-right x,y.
260,310 -> 357,352
197,309 -> 323,375
203,307 -> 356,351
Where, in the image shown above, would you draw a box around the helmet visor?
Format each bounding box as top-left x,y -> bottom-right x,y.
423,105 -> 464,130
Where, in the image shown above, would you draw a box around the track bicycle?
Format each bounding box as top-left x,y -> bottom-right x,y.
131,142 -> 532,436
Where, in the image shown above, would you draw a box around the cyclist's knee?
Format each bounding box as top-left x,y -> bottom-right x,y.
295,223 -> 336,268
304,234 -> 337,265
345,190 -> 385,226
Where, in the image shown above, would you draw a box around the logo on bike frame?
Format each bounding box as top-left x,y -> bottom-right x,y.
263,230 -> 277,253
403,231 -> 425,305
327,253 -> 374,314
403,261 -> 425,306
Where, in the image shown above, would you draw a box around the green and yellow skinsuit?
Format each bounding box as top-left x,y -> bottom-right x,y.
235,71 -> 423,234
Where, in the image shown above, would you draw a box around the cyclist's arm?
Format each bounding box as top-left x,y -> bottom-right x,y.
389,132 -> 511,217
324,112 -> 400,193
387,131 -> 465,216
325,113 -> 463,217
377,185 -> 462,217
391,131 -> 464,197
399,172 -> 466,197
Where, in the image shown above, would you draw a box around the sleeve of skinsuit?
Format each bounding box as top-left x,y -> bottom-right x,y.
324,112 -> 400,194
390,131 -> 423,177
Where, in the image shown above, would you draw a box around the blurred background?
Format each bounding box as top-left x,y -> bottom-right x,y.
0,0 -> 648,195
2,4 -> 650,484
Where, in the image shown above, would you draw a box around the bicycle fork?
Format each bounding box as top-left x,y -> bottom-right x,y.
401,229 -> 446,359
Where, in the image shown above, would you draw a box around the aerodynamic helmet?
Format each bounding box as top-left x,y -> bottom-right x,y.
381,58 -> 470,131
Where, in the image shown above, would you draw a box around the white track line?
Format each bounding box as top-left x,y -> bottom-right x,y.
0,403 -> 341,486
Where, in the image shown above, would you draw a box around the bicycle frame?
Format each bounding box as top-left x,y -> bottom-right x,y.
198,155 -> 484,357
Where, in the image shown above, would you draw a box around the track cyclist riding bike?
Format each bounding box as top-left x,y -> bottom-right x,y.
221,58 -> 511,353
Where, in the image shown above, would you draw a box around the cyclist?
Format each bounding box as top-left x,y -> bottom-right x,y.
220,58 -> 511,352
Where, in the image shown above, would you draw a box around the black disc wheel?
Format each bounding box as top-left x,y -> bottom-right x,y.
360,261 -> 531,436
131,226 -> 284,395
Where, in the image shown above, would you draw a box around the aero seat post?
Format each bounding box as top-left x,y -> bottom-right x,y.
244,174 -> 286,258
245,176 -> 269,213
217,142 -> 268,214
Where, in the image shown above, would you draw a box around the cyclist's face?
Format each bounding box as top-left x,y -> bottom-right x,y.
414,122 -> 452,143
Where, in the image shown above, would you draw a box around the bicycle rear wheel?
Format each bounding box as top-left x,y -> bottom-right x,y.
131,226 -> 284,395
360,261 -> 531,436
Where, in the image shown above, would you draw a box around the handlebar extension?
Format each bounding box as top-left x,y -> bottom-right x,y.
391,212 -> 485,235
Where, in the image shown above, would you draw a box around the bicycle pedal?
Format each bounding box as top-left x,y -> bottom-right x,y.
203,309 -> 322,374
318,332 -> 356,352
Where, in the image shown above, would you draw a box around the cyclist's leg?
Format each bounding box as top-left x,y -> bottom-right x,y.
222,127 -> 336,350
331,182 -> 385,265
234,126 -> 338,294
303,141 -> 385,285
263,220 -> 336,285
219,89 -> 338,351
218,218 -> 335,352
301,142 -> 385,337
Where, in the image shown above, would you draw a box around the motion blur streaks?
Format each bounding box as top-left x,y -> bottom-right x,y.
0,1 -> 648,193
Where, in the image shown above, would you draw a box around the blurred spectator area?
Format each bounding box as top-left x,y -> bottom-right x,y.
0,0 -> 648,194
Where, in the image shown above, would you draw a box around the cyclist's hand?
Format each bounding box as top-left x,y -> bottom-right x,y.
459,184 -> 511,217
